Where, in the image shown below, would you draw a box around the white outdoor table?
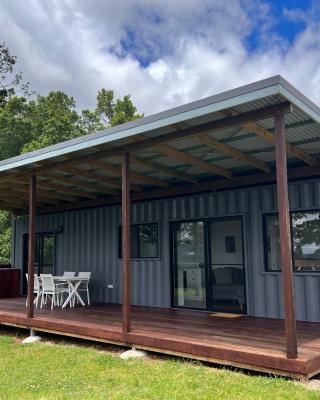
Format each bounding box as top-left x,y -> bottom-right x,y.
53,276 -> 89,309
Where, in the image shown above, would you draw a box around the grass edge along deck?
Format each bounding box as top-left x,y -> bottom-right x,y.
1,299 -> 320,379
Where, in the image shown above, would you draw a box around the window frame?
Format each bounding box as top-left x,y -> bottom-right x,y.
118,222 -> 159,260
263,209 -> 320,273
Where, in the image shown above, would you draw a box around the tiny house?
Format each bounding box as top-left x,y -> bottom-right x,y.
1,76 -> 320,378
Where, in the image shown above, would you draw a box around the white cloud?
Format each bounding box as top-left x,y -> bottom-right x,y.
0,0 -> 319,115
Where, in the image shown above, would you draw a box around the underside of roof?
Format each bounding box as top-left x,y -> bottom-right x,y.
0,75 -> 319,215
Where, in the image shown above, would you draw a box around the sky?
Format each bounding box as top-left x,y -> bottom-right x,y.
0,0 -> 320,115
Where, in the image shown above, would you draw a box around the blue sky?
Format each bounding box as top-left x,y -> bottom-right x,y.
0,0 -> 319,114
118,0 -> 318,68
246,0 -> 313,49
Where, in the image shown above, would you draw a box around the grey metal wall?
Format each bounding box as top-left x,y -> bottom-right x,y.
12,178 -> 320,322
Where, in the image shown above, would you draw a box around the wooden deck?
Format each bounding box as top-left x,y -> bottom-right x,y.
0,297 -> 320,379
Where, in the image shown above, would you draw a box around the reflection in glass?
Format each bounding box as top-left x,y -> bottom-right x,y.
118,223 -> 158,258
211,219 -> 245,312
264,211 -> 320,272
292,212 -> 320,272
174,222 -> 206,309
23,233 -> 56,293
265,215 -> 281,271
139,224 -> 158,258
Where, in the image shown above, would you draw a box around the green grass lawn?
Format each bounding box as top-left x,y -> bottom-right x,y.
0,334 -> 319,400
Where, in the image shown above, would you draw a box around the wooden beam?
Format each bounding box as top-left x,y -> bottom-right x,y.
0,192 -> 28,207
155,143 -> 232,178
18,183 -> 77,203
41,172 -> 120,195
27,175 -> 36,319
0,187 -> 44,208
275,114 -> 297,359
122,152 -> 131,333
90,160 -> 169,188
0,200 -> 26,212
244,122 -> 318,166
130,155 -> 198,183
0,183 -> 59,206
138,125 -> 232,179
35,164 -> 320,216
58,166 -> 121,192
0,102 -> 292,183
36,179 -> 98,200
197,133 -> 270,173
59,165 -> 143,193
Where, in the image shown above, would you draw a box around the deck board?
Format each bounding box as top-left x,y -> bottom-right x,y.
0,297 -> 320,378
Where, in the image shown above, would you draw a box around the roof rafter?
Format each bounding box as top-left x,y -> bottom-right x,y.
58,165 -> 143,193
130,155 -> 198,184
89,160 -> 170,188
197,133 -> 271,173
42,172 -> 121,196
154,143 -> 232,178
0,185 -> 51,206
36,178 -> 98,200
243,122 -> 319,166
217,108 -> 318,166
132,132 -> 232,179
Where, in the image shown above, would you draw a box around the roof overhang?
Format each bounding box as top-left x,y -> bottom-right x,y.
0,75 -> 319,215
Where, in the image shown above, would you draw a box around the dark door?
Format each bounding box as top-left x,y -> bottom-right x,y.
172,221 -> 207,309
22,233 -> 56,294
209,218 -> 246,313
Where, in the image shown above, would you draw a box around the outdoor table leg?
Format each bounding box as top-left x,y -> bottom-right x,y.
61,281 -> 86,309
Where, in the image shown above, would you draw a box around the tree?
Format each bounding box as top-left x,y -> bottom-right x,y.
0,211 -> 10,264
0,96 -> 34,159
0,44 -> 144,264
292,213 -> 320,258
95,89 -> 143,127
0,43 -> 32,265
78,109 -> 105,135
23,89 -> 143,151
22,91 -> 81,153
0,42 -> 30,107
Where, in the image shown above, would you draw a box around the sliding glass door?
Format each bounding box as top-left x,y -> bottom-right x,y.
210,218 -> 245,313
172,221 -> 207,309
171,217 -> 246,313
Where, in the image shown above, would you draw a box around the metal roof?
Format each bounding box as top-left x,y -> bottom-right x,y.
0,75 -> 319,213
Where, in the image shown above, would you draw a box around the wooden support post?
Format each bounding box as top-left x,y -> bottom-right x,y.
26,175 -> 36,319
122,152 -> 131,333
275,114 -> 298,359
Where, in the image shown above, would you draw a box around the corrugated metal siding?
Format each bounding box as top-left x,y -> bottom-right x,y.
13,178 -> 320,321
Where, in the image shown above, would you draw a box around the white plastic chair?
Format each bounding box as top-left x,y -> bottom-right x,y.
40,274 -> 69,310
77,272 -> 91,305
25,273 -> 42,308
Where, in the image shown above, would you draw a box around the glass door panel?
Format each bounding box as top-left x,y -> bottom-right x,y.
23,233 -> 56,294
210,219 -> 245,313
40,235 -> 55,275
173,221 -> 206,309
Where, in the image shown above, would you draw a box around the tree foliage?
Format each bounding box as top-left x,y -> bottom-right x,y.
0,41 -> 31,107
0,43 -> 143,264
0,211 -> 11,264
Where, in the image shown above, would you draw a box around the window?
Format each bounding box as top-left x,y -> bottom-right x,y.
118,223 -> 159,259
264,211 -> 320,272
264,214 -> 281,271
292,212 -> 320,272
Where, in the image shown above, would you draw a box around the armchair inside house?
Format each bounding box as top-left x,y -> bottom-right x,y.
211,266 -> 245,310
